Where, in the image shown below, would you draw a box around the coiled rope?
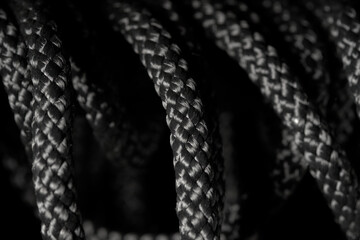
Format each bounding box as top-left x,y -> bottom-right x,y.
3,0 -> 360,239
189,0 -> 360,239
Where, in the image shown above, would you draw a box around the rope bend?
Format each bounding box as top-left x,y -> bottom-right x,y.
190,0 -> 360,239
7,0 -> 85,239
107,1 -> 224,239
1,0 -> 226,239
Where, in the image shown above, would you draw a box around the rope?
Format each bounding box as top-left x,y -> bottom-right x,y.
107,1 -> 224,239
0,7 -> 35,209
138,1 -> 242,238
3,0 -> 360,239
0,5 -> 160,235
8,0 -> 86,239
302,0 -> 360,130
0,1 -> 228,238
221,0 -> 313,201
189,0 -> 360,239
0,7 -> 33,159
223,0 -> 355,203
246,0 -> 329,200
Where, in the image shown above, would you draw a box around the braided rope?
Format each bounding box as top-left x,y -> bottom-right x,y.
0,0 -> 157,169
141,0 -> 243,237
0,6 -> 36,211
298,0 -> 357,144
258,0 -> 317,198
0,2 -> 166,237
0,0 -> 245,238
244,0 -> 331,200
5,0 -> 360,239
107,1 -> 224,239
255,0 -> 358,205
190,0 -> 360,239
2,146 -> 244,240
222,0 -> 311,201
225,0 -> 357,207
235,0 -> 355,146
0,8 -> 33,159
144,1 -> 243,238
224,0 -> 354,202
0,4 -> 157,237
9,1 -> 86,239
254,0 -> 330,100
303,1 -> 360,124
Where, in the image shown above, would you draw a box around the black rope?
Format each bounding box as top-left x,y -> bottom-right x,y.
3,0 -> 360,239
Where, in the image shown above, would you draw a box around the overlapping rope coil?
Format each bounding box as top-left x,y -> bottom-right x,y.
2,0 -> 225,239
3,0 -> 360,240
222,0 -> 357,206
7,0 -> 86,239
189,0 -> 360,239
